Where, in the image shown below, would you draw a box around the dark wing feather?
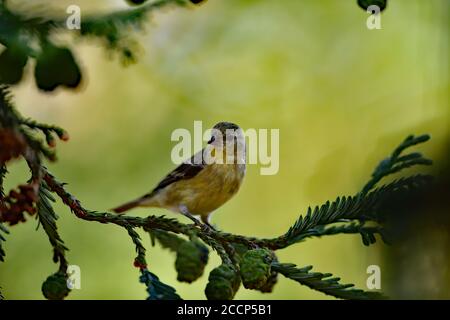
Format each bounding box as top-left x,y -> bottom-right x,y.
144,152 -> 206,198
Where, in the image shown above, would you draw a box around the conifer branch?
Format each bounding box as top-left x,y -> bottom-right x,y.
0,222 -> 8,262
139,269 -> 182,300
272,263 -> 386,300
37,183 -> 69,273
41,170 -> 432,252
78,0 -> 188,62
127,226 -> 148,269
262,174 -> 432,249
149,229 -> 186,252
286,222 -> 388,246
127,225 -> 181,299
0,165 -> 6,197
361,134 -> 432,194
0,154 -> 433,300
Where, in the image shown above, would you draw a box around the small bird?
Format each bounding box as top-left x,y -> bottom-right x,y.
112,122 -> 246,228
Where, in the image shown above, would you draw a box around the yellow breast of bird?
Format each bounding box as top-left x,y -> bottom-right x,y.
161,163 -> 245,217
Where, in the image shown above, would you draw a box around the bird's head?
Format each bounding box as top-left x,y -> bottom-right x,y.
206,122 -> 245,163
212,121 -> 240,133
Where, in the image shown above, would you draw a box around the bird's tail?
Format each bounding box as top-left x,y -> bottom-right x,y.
111,198 -> 143,213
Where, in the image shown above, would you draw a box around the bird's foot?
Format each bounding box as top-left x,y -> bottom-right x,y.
179,207 -> 216,234
185,216 -> 203,229
200,222 -> 216,234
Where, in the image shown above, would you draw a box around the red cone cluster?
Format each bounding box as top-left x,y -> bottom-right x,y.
0,184 -> 38,225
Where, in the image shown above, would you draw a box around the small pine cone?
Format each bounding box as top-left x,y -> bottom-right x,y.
205,264 -> 240,300
239,248 -> 274,290
42,272 -> 70,300
1,199 -> 27,225
35,45 -> 82,91
0,128 -> 27,163
257,252 -> 278,293
1,184 -> 38,225
125,0 -> 147,5
357,0 -> 387,11
9,189 -> 21,200
230,243 -> 249,263
258,269 -> 278,293
190,0 -> 207,4
19,184 -> 38,202
175,240 -> 209,283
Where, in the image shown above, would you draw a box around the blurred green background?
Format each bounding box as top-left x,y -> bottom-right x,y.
1,0 -> 448,299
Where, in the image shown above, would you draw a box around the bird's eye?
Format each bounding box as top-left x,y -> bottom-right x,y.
207,136 -> 215,144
